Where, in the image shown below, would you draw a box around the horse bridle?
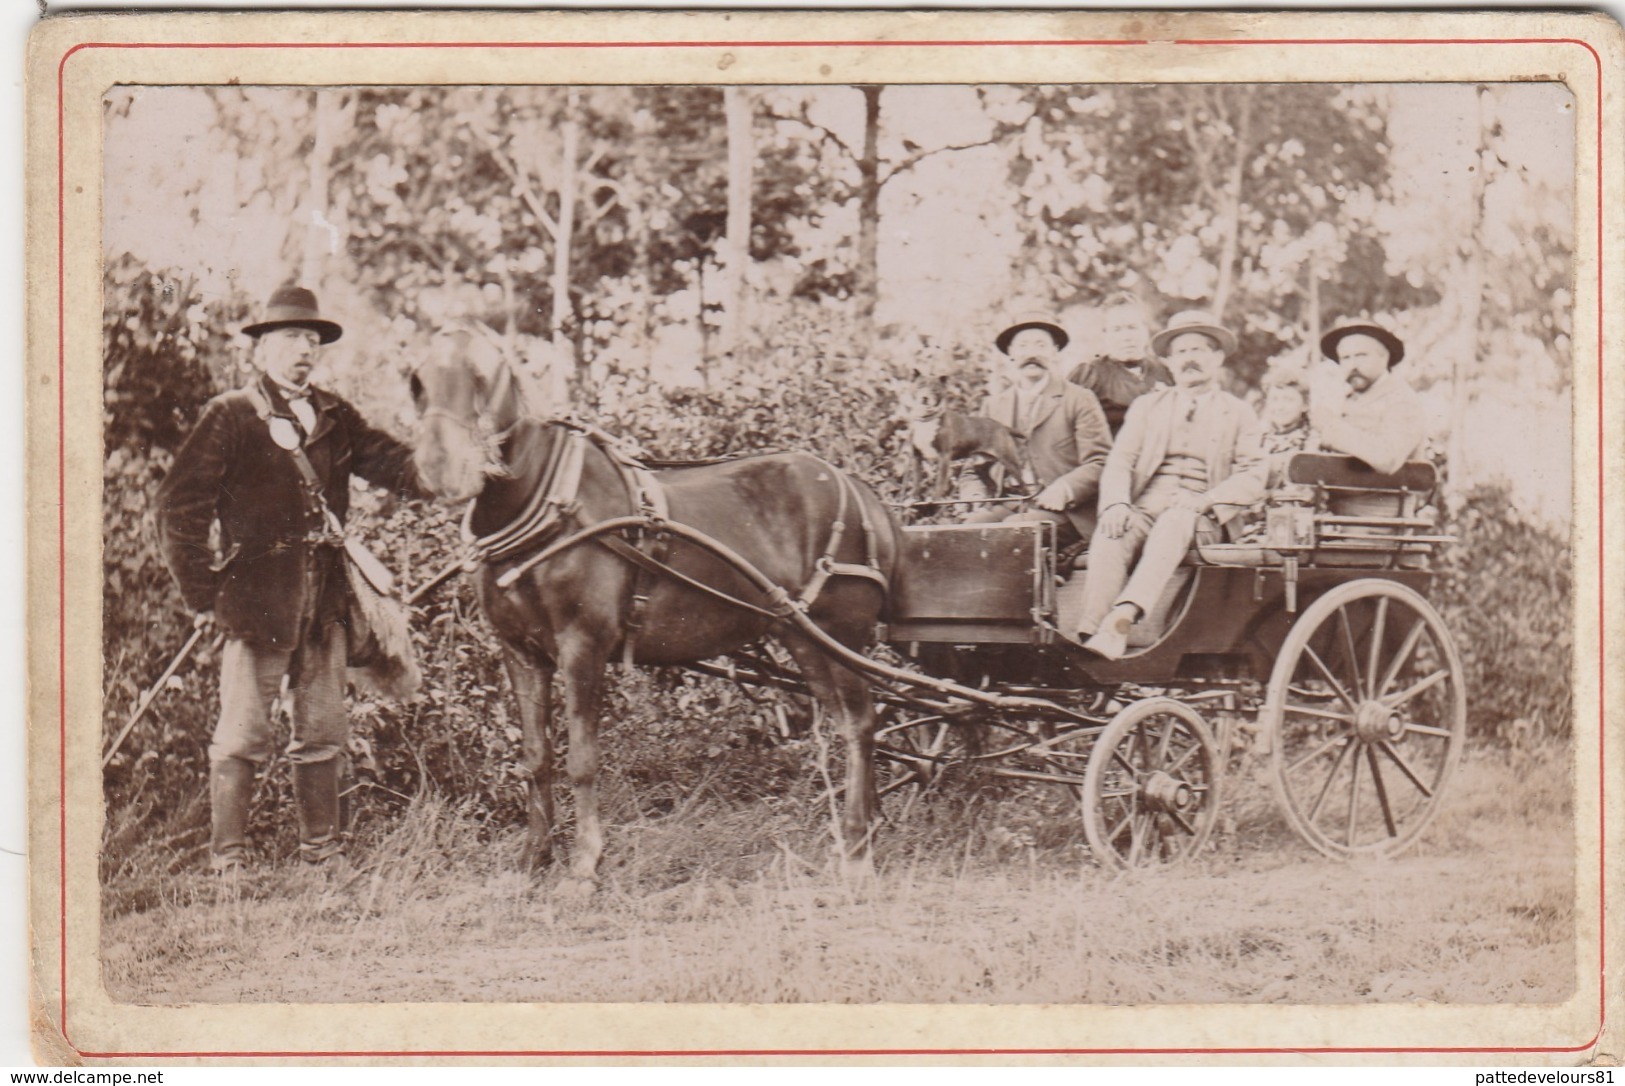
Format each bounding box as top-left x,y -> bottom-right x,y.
415,333 -> 525,479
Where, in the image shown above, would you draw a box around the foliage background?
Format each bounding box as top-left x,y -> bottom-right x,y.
100,81 -> 1575,875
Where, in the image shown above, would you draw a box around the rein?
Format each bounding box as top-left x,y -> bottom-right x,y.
462,422 -> 887,618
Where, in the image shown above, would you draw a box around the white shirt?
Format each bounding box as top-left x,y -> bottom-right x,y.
272,379 -> 317,434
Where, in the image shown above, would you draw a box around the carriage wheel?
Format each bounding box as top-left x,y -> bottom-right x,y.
874,708 -> 1034,821
1262,579 -> 1466,858
875,711 -> 962,819
1081,698 -> 1219,870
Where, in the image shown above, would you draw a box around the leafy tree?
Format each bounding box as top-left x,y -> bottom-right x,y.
1005,84 -> 1430,385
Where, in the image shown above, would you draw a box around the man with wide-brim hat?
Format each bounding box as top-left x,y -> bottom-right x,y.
1078,309 -> 1265,659
1311,321 -> 1426,475
156,284 -> 429,876
963,309 -> 1111,549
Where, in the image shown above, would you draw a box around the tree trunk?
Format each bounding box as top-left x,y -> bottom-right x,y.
720,86 -> 754,367
552,88 -> 581,402
853,85 -> 883,357
1211,90 -> 1253,321
1447,85 -> 1493,504
299,90 -> 352,288
630,97 -> 657,373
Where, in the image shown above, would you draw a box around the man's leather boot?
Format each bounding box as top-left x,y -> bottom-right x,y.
209,758 -> 256,873
293,758 -> 346,864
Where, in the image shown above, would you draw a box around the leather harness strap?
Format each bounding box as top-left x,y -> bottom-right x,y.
470,415 -> 891,637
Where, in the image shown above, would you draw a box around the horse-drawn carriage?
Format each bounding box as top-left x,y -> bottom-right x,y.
411,334 -> 1466,877
874,451 -> 1464,868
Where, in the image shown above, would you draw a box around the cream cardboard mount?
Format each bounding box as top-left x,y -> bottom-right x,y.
23,7 -> 1625,1066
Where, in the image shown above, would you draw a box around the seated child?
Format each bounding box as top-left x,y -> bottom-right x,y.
1233,372 -> 1313,543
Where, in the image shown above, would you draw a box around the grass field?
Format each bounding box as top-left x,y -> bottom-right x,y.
100,741 -> 1574,1006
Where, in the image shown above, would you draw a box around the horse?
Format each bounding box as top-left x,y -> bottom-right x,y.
409,329 -> 901,882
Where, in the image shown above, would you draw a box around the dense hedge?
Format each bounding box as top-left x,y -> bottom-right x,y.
1432,486 -> 1573,742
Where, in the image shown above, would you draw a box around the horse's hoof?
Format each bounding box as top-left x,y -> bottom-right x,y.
556,875 -> 598,903
838,851 -> 877,883
522,842 -> 555,878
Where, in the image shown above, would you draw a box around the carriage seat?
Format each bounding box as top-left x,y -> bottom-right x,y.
1066,454 -> 1442,574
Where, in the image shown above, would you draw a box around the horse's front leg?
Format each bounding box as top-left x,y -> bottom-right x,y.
557,638 -> 610,882
784,635 -> 879,864
831,668 -> 880,862
503,644 -> 556,876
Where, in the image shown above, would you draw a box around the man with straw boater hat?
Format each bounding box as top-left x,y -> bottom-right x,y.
1077,309 -> 1266,660
157,285 -> 427,874
1311,321 -> 1427,475
963,309 -> 1111,549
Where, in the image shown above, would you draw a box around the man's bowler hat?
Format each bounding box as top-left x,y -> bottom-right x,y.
996,311 -> 1070,355
242,284 -> 343,344
1320,322 -> 1404,368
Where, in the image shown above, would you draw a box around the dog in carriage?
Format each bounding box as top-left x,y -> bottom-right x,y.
895,372 -> 1030,503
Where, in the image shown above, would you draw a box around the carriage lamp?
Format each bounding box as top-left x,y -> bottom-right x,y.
1265,484 -> 1317,549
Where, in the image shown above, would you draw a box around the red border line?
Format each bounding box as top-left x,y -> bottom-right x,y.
61,34 -> 1607,1059
55,33 -> 69,1049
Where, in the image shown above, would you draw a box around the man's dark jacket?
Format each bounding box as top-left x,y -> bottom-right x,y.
156,375 -> 425,647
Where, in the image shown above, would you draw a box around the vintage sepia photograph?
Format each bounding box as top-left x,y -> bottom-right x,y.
26,9 -> 1618,1063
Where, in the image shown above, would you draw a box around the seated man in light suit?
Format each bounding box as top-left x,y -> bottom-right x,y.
1077,310 -> 1266,660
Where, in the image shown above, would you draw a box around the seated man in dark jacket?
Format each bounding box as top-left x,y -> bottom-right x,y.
964,311 -> 1112,550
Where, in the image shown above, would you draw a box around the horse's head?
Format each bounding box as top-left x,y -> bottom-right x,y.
410,327 -> 524,503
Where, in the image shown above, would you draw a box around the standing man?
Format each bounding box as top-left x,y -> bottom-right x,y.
1067,291 -> 1174,435
1311,322 -> 1427,475
1077,310 -> 1265,659
157,285 -> 426,873
967,311 -> 1111,549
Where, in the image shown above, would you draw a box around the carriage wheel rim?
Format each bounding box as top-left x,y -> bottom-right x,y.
1262,579 -> 1466,859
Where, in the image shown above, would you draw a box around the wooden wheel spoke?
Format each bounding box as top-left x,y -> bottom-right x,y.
1384,668 -> 1450,711
1164,739 -> 1201,775
1366,743 -> 1398,838
1168,809 -> 1198,837
1155,715 -> 1175,766
1402,722 -> 1454,739
1305,737 -> 1355,823
1377,740 -> 1435,799
1287,728 -> 1354,775
1283,702 -> 1355,724
1345,742 -> 1363,845
1366,596 -> 1389,705
1127,812 -> 1149,866
1157,819 -> 1177,860
1302,644 -> 1359,712
877,770 -> 920,798
1106,810 -> 1134,845
1377,618 -> 1428,699
1337,606 -> 1365,700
